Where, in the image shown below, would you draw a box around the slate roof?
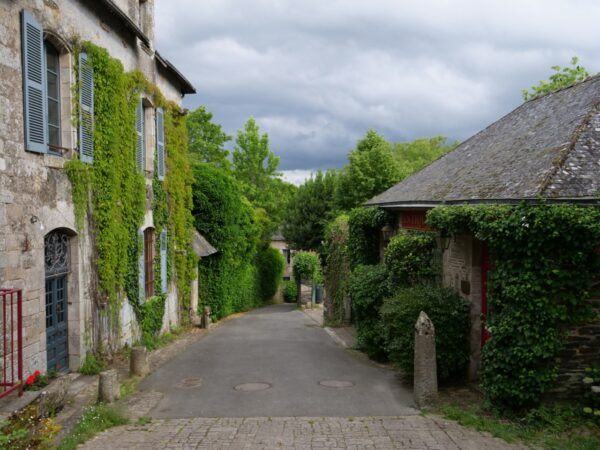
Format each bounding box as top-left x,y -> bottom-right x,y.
367,76 -> 600,207
192,231 -> 218,257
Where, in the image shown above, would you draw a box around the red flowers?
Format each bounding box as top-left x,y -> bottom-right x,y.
25,370 -> 42,385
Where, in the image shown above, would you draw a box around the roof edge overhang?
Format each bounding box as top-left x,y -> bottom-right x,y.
96,0 -> 150,47
93,1 -> 196,96
155,51 -> 196,95
366,197 -> 600,209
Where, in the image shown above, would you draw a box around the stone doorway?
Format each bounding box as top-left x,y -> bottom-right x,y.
44,230 -> 70,372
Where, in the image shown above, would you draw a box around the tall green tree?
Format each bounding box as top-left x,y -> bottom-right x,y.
187,106 -> 232,169
522,56 -> 590,101
334,130 -> 400,211
392,136 -> 457,179
231,117 -> 295,233
232,117 -> 281,205
283,170 -> 338,252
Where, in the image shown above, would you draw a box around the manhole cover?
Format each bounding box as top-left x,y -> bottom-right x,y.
319,380 -> 354,388
234,382 -> 271,392
177,377 -> 203,389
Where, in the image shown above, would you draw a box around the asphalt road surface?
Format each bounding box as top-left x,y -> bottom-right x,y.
139,303 -> 416,418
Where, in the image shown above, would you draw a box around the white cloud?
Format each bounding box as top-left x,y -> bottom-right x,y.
281,169 -> 316,186
155,0 -> 600,171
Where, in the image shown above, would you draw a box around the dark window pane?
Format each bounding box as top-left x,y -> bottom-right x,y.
44,41 -> 61,149
48,125 -> 60,147
46,71 -> 58,99
45,45 -> 58,71
48,99 -> 59,126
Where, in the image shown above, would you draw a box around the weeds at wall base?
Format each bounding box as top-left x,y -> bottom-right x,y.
56,404 -> 129,450
435,402 -> 600,450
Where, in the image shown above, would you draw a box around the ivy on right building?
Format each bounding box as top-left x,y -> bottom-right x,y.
367,76 -> 600,406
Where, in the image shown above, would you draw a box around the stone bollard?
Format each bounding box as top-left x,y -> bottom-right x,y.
98,369 -> 120,403
413,311 -> 438,408
201,306 -> 212,329
130,346 -> 149,377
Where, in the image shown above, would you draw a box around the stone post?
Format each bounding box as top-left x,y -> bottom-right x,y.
201,306 -> 212,329
98,369 -> 120,403
414,311 -> 438,407
130,346 -> 149,377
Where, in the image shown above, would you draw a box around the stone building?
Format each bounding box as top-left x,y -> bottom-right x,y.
367,76 -> 600,390
0,0 -> 195,379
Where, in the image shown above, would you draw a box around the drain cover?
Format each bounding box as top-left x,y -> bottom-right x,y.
177,377 -> 203,389
234,382 -> 271,392
319,380 -> 354,388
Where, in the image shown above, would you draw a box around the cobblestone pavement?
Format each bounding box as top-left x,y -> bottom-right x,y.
81,415 -> 525,449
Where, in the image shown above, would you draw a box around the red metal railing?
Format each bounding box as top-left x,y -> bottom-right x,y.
0,288 -> 23,398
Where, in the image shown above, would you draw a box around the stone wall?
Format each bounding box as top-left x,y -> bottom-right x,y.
0,0 -> 187,376
441,234 -> 483,381
551,296 -> 600,397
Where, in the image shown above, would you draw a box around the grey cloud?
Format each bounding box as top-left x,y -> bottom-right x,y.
156,0 -> 600,171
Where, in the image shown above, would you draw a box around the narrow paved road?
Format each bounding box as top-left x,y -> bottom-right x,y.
140,304 -> 415,418
81,304 -> 524,449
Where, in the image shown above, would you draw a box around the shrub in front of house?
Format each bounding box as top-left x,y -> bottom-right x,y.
384,230 -> 438,287
282,280 -> 298,303
380,284 -> 470,381
257,247 -> 285,300
349,264 -> 391,360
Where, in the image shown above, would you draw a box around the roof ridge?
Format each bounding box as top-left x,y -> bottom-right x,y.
537,99 -> 600,196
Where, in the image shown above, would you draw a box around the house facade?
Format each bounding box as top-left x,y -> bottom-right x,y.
367,76 -> 600,390
0,0 -> 195,379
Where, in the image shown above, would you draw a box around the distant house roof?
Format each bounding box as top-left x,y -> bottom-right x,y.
271,229 -> 285,241
93,0 -> 196,95
367,76 -> 600,208
192,231 -> 217,257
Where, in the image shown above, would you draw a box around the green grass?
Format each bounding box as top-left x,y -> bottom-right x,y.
139,327 -> 183,351
56,404 -> 129,450
119,375 -> 141,399
137,416 -> 152,425
438,404 -> 600,450
78,352 -> 104,375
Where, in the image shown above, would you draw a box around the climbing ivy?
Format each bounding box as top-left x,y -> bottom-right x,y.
427,203 -> 600,411
64,41 -> 196,344
323,215 -> 351,325
347,207 -> 391,268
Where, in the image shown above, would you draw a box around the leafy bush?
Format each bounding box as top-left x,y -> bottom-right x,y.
292,251 -> 322,283
380,284 -> 470,381
349,264 -> 390,360
282,280 -> 298,303
257,247 -> 285,300
347,208 -> 390,268
79,352 -> 104,375
323,215 -> 351,325
385,230 -> 438,287
138,295 -> 166,349
193,164 -> 266,319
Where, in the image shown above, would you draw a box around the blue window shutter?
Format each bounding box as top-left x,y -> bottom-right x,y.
138,228 -> 145,302
136,99 -> 144,171
21,10 -> 47,153
79,52 -> 94,163
156,107 -> 165,181
160,229 -> 167,294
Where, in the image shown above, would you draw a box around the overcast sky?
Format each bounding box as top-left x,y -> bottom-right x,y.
155,0 -> 600,185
